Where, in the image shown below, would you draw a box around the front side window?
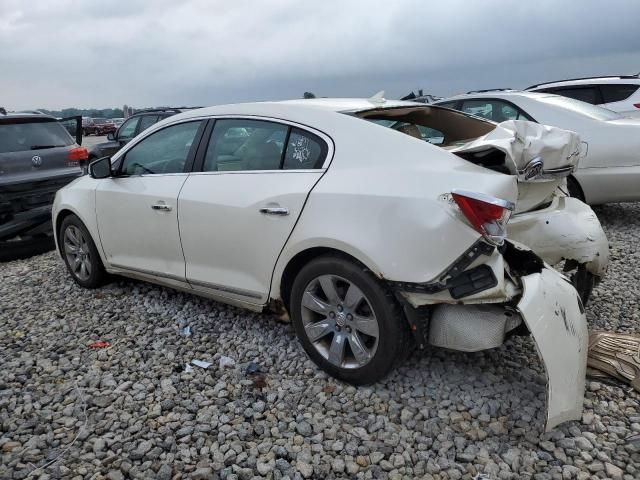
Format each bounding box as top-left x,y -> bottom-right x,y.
117,117 -> 140,141
120,121 -> 201,175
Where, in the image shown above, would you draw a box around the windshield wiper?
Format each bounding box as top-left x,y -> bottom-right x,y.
30,145 -> 65,150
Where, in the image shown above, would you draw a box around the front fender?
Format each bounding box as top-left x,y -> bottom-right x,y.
507,195 -> 609,277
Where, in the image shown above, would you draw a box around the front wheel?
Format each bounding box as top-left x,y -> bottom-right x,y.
59,215 -> 107,288
289,255 -> 411,385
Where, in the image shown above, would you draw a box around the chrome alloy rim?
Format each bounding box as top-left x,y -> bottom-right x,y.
63,225 -> 92,281
301,274 -> 380,369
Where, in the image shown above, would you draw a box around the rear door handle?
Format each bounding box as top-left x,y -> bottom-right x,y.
259,207 -> 289,216
151,204 -> 172,212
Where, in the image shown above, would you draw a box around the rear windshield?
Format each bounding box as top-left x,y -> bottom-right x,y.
0,120 -> 74,153
538,95 -> 621,121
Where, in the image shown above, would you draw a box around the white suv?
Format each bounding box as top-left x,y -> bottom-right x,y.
525,75 -> 640,117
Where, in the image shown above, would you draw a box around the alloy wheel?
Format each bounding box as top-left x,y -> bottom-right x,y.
300,274 -> 380,369
63,225 -> 92,282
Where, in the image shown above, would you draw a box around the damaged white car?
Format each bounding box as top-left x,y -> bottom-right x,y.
53,99 -> 596,429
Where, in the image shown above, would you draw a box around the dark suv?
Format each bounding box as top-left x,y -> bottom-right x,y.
87,108 -> 194,162
0,111 -> 86,260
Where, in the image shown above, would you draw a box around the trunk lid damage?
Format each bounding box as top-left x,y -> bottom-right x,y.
447,120 -> 583,213
356,107 -> 583,213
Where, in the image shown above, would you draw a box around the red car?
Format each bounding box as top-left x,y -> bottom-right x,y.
84,118 -> 116,136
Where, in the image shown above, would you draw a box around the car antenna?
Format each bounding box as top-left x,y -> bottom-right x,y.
367,91 -> 386,106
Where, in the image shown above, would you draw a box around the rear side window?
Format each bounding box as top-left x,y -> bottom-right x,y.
117,117 -> 140,141
202,119 -> 328,172
600,84 -> 640,103
282,128 -> 326,169
553,87 -> 599,105
0,120 -> 73,154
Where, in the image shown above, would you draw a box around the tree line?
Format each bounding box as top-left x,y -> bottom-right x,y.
37,107 -> 124,118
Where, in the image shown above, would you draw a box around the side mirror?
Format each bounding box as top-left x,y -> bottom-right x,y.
107,132 -> 115,141
89,156 -> 112,179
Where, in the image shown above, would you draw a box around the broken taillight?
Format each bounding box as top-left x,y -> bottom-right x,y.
451,189 -> 514,246
67,146 -> 89,165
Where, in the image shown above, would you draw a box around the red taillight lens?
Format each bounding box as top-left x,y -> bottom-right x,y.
634,103 -> 640,109
451,190 -> 514,245
67,146 -> 89,164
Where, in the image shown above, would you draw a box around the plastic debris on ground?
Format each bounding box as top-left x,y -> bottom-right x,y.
191,359 -> 212,369
88,340 -> 110,349
245,362 -> 261,375
179,325 -> 192,336
184,364 -> 193,373
219,356 -> 236,369
587,331 -> 640,392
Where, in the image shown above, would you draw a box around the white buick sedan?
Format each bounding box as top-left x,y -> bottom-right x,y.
53,99 -> 588,429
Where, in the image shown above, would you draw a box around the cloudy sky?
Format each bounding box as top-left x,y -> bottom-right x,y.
2,0 -> 640,110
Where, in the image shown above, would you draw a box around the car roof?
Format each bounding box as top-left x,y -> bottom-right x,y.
434,90 -> 553,102
169,97 -> 426,123
526,75 -> 640,90
0,111 -> 58,122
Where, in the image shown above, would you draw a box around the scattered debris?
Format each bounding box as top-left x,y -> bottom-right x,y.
245,362 -> 261,375
472,474 -> 491,480
219,356 -> 236,369
179,325 -> 192,336
88,340 -> 110,349
588,331 -> 640,391
191,359 -> 212,369
252,374 -> 268,389
323,384 -> 336,394
184,364 -> 193,373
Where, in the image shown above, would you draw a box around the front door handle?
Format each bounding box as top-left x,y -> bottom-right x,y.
259,207 -> 289,216
151,204 -> 172,212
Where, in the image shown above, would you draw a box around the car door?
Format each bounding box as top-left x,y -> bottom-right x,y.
102,116 -> 141,157
95,120 -> 204,281
178,118 -> 330,304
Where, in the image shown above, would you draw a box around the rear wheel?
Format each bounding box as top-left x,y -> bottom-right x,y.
59,215 -> 107,288
289,255 -> 411,385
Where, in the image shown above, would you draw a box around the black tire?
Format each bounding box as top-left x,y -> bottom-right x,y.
289,255 -> 411,385
59,214 -> 107,288
567,176 -> 585,202
572,264 -> 594,306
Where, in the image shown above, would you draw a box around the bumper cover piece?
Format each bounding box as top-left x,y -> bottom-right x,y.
518,267 -> 588,431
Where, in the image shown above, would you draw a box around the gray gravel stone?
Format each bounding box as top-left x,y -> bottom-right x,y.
0,202 -> 639,479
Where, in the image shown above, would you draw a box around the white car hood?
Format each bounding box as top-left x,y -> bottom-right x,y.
448,120 -> 582,173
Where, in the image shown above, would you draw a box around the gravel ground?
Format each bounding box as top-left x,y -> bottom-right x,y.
1,203 -> 639,480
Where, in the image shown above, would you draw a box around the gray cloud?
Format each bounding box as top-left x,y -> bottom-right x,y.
1,0 -> 639,109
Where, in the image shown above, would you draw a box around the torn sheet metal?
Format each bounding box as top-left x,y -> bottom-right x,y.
518,267 -> 588,431
448,120 -> 582,175
508,196 -> 609,277
588,331 -> 640,391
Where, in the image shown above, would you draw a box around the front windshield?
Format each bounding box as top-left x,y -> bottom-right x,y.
538,95 -> 621,121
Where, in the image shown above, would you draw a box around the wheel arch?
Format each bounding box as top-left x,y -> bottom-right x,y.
567,174 -> 586,203
276,245 -> 383,311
